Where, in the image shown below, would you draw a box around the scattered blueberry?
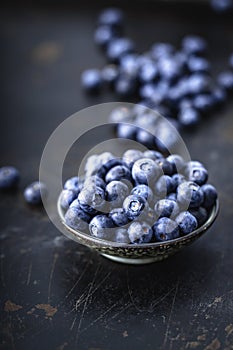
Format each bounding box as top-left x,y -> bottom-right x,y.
217,71 -> 233,91
0,166 -> 20,189
210,0 -> 233,12
24,181 -> 47,205
81,69 -> 102,92
98,8 -> 124,28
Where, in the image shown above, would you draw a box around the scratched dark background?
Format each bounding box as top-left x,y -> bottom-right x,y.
1,1 -> 233,350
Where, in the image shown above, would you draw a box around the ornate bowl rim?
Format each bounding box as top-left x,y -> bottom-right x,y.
57,193 -> 219,249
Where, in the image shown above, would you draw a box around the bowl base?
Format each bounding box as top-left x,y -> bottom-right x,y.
100,253 -> 159,265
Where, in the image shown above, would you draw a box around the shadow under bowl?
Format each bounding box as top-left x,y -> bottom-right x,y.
57,195 -> 219,265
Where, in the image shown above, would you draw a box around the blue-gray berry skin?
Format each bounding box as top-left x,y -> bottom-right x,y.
175,211 -> 198,235
150,42 -> 175,60
78,185 -> 105,215
217,71 -> 233,91
122,149 -> 143,169
107,38 -> 135,62
94,26 -> 117,48
192,94 -> 215,114
132,158 -> 160,185
155,158 -> 174,176
182,35 -> 207,55
105,165 -> 131,183
106,180 -> 129,206
114,228 -> 130,243
166,154 -> 185,173
201,184 -> 218,209
60,189 -> 77,211
178,107 -> 201,128
143,150 -> 163,161
187,56 -> 210,73
97,158 -> 126,179
210,0 -> 233,12
64,176 -> 82,194
123,195 -> 147,220
177,181 -> 204,209
172,174 -> 185,190
83,175 -> 106,190
154,199 -> 180,219
166,192 -> 177,202
102,64 -> 119,86
131,184 -> 154,203
117,123 -> 138,140
81,69 -> 102,93
24,181 -> 47,205
98,8 -> 124,28
154,175 -> 175,197
0,166 -> 20,189
109,207 -> 130,227
128,221 -> 153,244
189,207 -> 208,226
89,215 -> 115,240
65,206 -> 91,232
153,217 -> 180,242
136,129 -> 155,149
187,166 -> 208,186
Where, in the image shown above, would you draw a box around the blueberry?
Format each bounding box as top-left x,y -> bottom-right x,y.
24,181 -> 47,205
131,184 -> 154,203
154,119 -> 179,152
122,149 -> 143,169
108,106 -> 132,123
83,175 -> 106,190
158,56 -> 183,81
97,158 -> 126,178
98,8 -> 124,28
166,154 -> 185,173
178,107 -> 201,128
211,87 -> 227,106
187,56 -> 210,73
102,64 -> 119,86
106,180 -> 129,206
114,228 -> 130,243
154,199 -> 180,219
150,42 -> 175,60
123,194 -> 147,220
138,60 -> 158,83
89,214 -> 115,240
217,71 -> 233,91
94,26 -> 117,48
117,123 -> 138,140
136,128 -> 155,148
128,221 -> 153,244
139,84 -> 156,100
107,38 -> 135,62
132,158 -> 160,185
84,153 -> 113,177
105,165 -> 131,183
182,35 -> 207,55
172,174 -> 185,189
155,158 -> 174,176
175,211 -> 198,235
189,207 -> 208,226
143,150 -> 163,161
78,185 -> 105,214
64,176 -> 82,194
177,181 -> 204,209
201,183 -> 218,209
114,75 -> 137,97
120,54 -> 139,77
0,166 -> 20,189
210,0 -> 233,12
192,94 -> 215,113
109,207 -> 130,226
153,217 -> 180,242
154,175 -> 175,197
187,74 -> 211,95
60,189 -> 77,211
166,192 -> 177,202
81,69 -> 102,92
65,206 -> 91,232
187,166 -> 208,186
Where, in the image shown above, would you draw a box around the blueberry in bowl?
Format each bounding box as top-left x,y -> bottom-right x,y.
57,150 -> 219,264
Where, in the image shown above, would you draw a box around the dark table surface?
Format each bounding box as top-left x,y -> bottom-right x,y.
1,2 -> 233,350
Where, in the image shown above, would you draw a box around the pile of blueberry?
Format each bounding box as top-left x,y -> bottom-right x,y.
0,166 -> 46,205
62,149 -> 218,244
81,8 -> 233,132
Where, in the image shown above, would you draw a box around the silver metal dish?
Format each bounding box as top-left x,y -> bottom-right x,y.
57,194 -> 219,265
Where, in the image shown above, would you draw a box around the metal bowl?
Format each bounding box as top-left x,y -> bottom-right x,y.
57,194 -> 219,265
